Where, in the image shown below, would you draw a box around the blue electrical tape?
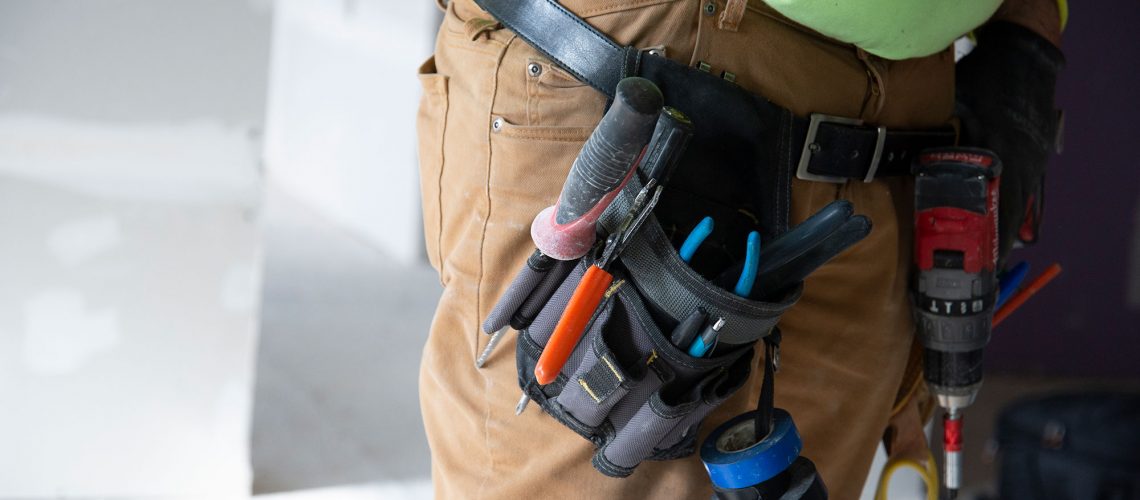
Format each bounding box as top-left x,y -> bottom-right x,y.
700,409 -> 802,489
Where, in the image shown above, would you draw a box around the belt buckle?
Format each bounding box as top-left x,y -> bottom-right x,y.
796,113 -> 887,184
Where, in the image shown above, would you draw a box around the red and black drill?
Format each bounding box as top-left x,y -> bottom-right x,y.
912,147 -> 1002,499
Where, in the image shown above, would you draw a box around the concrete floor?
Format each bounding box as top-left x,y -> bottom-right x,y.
252,187 -> 439,494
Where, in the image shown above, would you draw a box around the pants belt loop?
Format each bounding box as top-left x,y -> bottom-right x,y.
718,0 -> 747,32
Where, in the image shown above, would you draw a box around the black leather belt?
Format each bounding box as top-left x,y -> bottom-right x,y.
473,0 -> 956,183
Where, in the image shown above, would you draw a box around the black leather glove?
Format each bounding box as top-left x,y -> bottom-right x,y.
955,21 -> 1065,263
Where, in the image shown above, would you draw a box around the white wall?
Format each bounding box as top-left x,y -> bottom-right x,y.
0,1 -> 269,496
264,0 -> 437,265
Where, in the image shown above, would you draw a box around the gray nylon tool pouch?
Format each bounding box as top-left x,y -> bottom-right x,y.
513,175 -> 801,478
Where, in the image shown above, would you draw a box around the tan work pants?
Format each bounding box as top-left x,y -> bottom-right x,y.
417,0 -> 954,497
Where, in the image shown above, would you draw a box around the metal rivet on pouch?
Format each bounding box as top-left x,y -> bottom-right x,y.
527,62 -> 542,77
704,1 -> 716,15
808,143 -> 821,153
492,118 -> 503,132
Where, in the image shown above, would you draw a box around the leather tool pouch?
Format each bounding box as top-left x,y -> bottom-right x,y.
509,175 -> 800,478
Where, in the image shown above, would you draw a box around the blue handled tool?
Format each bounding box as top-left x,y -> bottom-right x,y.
734,231 -> 760,297
687,317 -> 724,358
680,216 -> 714,263
690,230 -> 760,358
997,261 -> 1030,309
671,307 -> 707,349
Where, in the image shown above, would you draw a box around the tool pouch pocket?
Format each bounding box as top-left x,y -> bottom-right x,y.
510,175 -> 801,478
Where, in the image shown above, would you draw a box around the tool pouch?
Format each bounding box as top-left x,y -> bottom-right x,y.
507,175 -> 801,478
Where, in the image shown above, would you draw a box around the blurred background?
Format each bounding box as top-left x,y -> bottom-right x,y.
0,0 -> 1136,499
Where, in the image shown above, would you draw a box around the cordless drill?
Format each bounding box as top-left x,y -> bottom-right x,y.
912,147 -> 1001,499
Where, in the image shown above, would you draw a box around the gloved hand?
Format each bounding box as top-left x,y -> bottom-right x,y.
955,21 -> 1065,263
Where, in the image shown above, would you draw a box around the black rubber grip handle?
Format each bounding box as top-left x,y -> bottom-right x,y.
639,107 -> 694,185
554,77 -> 662,225
714,200 -> 854,290
754,215 -> 872,299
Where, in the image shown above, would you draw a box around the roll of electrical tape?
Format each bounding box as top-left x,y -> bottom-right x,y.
700,409 -> 802,489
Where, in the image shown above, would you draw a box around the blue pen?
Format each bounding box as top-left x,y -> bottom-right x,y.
680,216 -> 714,263
997,261 -> 1030,309
734,231 -> 760,297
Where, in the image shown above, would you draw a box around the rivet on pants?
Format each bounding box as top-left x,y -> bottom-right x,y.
808,143 -> 821,153
704,1 -> 716,16
527,62 -> 542,77
492,118 -> 503,132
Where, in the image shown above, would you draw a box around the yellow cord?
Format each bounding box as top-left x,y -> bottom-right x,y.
874,451 -> 940,500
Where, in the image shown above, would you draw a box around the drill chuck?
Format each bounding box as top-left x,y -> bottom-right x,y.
925,349 -> 984,410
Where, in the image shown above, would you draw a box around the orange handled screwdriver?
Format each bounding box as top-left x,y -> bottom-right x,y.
534,265 -> 615,385
533,181 -> 663,385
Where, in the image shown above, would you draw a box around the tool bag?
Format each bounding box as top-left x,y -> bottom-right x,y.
995,391 -> 1140,500
495,172 -> 801,477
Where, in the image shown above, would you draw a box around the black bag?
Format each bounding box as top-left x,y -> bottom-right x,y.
996,391 -> 1140,500
512,174 -> 802,478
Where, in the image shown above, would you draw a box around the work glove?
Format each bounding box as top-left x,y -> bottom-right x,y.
955,21 -> 1065,263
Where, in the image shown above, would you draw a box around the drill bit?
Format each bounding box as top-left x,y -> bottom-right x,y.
515,393 -> 531,415
944,409 -> 963,500
476,326 -> 509,368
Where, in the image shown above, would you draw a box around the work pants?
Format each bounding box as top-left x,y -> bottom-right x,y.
416,0 -> 954,497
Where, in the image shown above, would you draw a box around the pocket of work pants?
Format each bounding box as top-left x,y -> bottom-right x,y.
423,0 -> 612,293
416,55 -> 448,276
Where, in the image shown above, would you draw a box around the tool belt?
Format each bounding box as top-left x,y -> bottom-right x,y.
475,0 -> 957,479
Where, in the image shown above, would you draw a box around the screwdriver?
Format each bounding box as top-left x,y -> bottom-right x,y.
477,250 -> 559,368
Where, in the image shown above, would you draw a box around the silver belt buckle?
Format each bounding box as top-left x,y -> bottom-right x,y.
796,113 -> 887,184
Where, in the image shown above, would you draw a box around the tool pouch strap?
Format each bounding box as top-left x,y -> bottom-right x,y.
511,175 -> 800,478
